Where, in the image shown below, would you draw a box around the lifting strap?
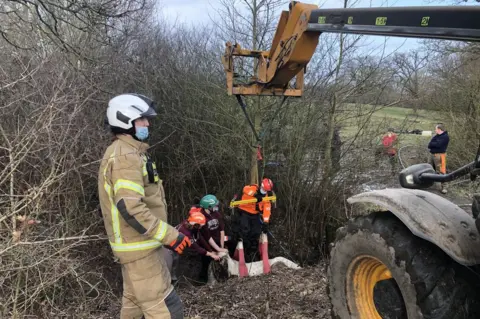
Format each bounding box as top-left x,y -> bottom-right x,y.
235,95 -> 288,145
235,95 -> 288,177
236,95 -> 261,143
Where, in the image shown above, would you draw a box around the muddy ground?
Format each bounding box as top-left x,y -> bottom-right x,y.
95,259 -> 331,319
356,145 -> 476,215
178,261 -> 331,319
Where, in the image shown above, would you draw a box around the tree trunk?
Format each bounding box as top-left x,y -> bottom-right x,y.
249,98 -> 261,185
249,0 -> 260,185
323,0 -> 347,179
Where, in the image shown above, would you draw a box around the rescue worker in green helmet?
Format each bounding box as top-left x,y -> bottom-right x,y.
98,93 -> 190,319
199,195 -> 227,248
197,194 -> 229,282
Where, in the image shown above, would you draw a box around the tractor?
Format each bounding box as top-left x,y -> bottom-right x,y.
221,1 -> 480,317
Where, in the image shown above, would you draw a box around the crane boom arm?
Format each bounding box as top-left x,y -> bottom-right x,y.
308,6 -> 480,41
222,2 -> 480,96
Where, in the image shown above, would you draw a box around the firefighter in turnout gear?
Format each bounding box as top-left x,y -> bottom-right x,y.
98,93 -> 190,319
236,178 -> 274,261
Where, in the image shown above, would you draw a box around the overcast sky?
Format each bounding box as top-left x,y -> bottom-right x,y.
158,0 -> 477,54
159,0 -> 466,24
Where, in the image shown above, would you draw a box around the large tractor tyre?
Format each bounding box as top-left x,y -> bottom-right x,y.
328,211 -> 480,319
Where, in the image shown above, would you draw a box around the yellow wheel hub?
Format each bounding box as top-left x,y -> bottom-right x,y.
347,255 -> 393,319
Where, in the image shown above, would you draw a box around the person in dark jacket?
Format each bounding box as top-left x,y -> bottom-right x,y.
198,195 -> 227,249
168,210 -> 221,284
428,124 -> 450,194
197,194 -> 229,282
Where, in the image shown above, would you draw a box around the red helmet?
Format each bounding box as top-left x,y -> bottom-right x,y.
261,178 -> 273,192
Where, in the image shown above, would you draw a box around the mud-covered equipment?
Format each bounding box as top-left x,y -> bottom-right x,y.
199,194 -> 219,210
326,148 -> 480,318
329,211 -> 480,318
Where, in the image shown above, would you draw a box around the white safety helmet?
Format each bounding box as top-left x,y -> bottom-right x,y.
106,93 -> 157,130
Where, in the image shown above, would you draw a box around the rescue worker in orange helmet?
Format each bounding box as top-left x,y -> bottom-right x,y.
168,208 -> 222,283
181,210 -> 221,261
167,209 -> 222,283
98,93 -> 190,319
236,178 -> 274,260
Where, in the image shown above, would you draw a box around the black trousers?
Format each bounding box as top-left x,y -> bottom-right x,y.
236,210 -> 262,261
199,254 -> 211,283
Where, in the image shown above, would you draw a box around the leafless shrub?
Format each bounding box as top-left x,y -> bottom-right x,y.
426,44 -> 480,169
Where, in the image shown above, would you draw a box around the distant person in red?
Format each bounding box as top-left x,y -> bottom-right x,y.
375,128 -> 398,175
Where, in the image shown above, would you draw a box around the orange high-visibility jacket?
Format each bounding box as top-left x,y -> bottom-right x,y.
238,184 -> 271,223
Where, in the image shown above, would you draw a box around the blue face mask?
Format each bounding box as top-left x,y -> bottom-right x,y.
135,127 -> 149,140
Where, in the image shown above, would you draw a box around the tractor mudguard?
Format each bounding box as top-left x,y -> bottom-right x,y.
347,188 -> 480,266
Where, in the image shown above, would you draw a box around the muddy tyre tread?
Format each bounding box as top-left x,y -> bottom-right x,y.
329,211 -> 480,319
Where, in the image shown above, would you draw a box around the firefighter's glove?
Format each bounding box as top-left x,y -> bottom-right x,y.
168,233 -> 191,254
